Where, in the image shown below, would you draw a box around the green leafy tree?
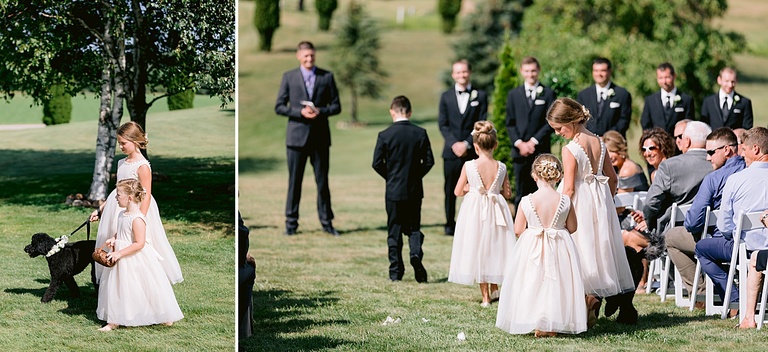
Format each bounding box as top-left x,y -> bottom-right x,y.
437,0 -> 462,34
447,0 -> 531,91
167,88 -> 195,110
330,0 -> 387,123
316,0 -> 338,31
42,84 -> 72,125
0,1 -> 235,201
254,0 -> 280,51
504,0 -> 746,122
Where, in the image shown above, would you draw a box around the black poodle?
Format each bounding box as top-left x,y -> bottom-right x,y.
24,233 -> 97,303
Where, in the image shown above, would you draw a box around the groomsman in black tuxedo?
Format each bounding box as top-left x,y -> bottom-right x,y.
577,57 -> 632,137
275,41 -> 342,236
504,56 -> 555,209
373,96 -> 434,282
700,67 -> 753,130
438,60 -> 488,236
640,62 -> 694,136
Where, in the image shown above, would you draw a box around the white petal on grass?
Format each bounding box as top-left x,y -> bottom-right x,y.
457,332 -> 466,341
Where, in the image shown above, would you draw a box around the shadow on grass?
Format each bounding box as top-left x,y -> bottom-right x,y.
583,311 -> 711,337
740,71 -> 768,84
238,156 -> 282,174
241,289 -> 350,351
0,149 -> 234,233
5,279 -> 101,324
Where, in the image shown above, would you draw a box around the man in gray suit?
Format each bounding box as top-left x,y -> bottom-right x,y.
275,41 -> 342,236
640,121 -> 714,236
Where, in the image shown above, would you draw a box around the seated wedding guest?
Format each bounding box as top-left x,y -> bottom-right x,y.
697,127 -> 768,319
638,127 -> 675,183
634,121 -> 712,257
604,130 -> 649,194
741,209 -> 768,329
734,128 -> 747,156
238,213 -> 255,344
665,128 -> 744,308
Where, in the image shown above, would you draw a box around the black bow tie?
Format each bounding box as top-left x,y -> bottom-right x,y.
457,90 -> 468,95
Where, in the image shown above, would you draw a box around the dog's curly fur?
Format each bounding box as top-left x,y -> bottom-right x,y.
24,233 -> 97,303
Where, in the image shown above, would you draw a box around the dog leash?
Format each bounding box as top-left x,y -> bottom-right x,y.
69,218 -> 91,241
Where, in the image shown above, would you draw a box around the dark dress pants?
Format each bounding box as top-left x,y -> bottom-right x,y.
443,157 -> 465,228
386,199 -> 424,280
513,155 -> 537,211
285,145 -> 334,230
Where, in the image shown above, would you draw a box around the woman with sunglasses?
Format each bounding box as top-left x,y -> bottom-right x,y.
638,128 -> 676,182
625,127 -> 676,291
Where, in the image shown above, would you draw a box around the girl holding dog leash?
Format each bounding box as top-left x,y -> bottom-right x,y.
89,122 -> 183,286
96,179 -> 183,331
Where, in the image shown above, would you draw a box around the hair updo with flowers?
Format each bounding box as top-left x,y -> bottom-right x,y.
531,153 -> 563,185
116,179 -> 146,203
472,120 -> 498,151
546,97 -> 591,126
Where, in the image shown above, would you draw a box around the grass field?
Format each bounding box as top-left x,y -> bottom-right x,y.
239,0 -> 768,350
0,103 -> 235,350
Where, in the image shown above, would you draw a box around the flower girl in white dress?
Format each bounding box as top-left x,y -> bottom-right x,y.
448,121 -> 516,307
96,179 -> 183,331
496,154 -> 589,337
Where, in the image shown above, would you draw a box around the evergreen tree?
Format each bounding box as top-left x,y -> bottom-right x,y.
330,0 -> 387,123
42,84 -> 72,125
437,0 -> 462,34
254,0 -> 280,52
491,34 -> 518,174
316,0 -> 338,31
447,0 -> 531,91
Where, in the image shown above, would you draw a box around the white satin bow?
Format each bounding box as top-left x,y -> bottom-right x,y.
531,228 -> 561,280
584,174 -> 609,184
478,187 -> 507,227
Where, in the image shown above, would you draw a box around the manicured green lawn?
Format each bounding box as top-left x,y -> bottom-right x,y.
0,104 -> 235,350
240,0 -> 768,350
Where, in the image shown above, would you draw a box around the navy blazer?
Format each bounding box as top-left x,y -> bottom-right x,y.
505,85 -> 555,159
640,91 -> 694,135
700,92 -> 753,130
372,121 -> 435,201
274,67 -> 341,148
438,88 -> 488,160
577,82 -> 632,137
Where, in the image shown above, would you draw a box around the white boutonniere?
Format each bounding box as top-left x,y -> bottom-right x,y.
607,88 -> 615,97
536,86 -> 543,94
470,90 -> 478,101
674,95 -> 681,103
734,95 -> 740,103
45,235 -> 69,257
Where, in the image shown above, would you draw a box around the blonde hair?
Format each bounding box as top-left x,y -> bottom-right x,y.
117,121 -> 149,149
546,97 -> 591,125
116,179 -> 146,203
472,121 -> 497,151
602,130 -> 628,158
531,154 -> 563,184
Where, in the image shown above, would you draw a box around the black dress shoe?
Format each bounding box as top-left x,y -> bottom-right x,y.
444,226 -> 455,236
323,226 -> 340,236
284,228 -> 297,236
410,256 -> 428,283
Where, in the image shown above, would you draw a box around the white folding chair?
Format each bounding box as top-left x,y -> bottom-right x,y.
757,255 -> 768,329
658,203 -> 691,303
672,206 -> 715,308
689,207 -> 720,314
614,191 -> 647,211
721,211 -> 764,320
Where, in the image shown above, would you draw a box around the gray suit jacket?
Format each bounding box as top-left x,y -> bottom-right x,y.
643,149 -> 713,232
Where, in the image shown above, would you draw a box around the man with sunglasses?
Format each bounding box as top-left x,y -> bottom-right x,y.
696,127 -> 768,318
636,121 -> 713,243
665,128 -> 744,307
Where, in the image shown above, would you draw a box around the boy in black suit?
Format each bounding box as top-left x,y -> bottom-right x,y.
373,96 -> 435,282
